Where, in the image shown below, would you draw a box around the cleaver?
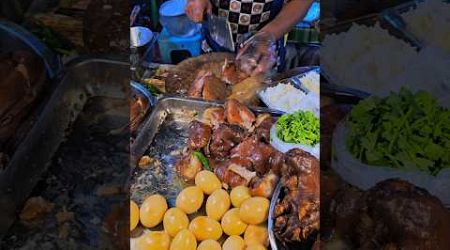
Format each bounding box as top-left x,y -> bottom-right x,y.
205,14 -> 235,52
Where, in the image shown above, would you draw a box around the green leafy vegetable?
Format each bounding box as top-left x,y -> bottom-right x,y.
346,88 -> 450,176
193,151 -> 210,171
276,111 -> 320,146
145,83 -> 161,95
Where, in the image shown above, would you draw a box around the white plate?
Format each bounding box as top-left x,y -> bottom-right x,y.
270,125 -> 320,159
332,121 -> 450,206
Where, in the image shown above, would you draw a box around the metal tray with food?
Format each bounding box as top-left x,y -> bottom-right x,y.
130,97 -> 285,246
130,97 -> 284,200
0,20 -> 61,78
130,81 -> 156,138
0,59 -> 129,239
267,148 -> 319,250
130,97 -> 319,250
139,53 -> 272,107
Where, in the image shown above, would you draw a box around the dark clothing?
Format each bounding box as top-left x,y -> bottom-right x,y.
203,0 -> 287,71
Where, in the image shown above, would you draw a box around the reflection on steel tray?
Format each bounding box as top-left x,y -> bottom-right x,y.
0,59 -> 129,246
130,97 -> 284,204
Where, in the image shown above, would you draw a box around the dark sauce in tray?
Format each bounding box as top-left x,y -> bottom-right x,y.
130,111 -> 193,208
2,97 -> 129,249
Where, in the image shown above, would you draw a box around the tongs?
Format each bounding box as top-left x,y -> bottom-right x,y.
382,9 -> 424,50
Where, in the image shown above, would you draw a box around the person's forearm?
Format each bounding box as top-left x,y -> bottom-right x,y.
260,0 -> 314,40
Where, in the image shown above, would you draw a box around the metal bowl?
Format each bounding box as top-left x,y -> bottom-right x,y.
268,182 -> 283,250
159,0 -> 200,37
130,26 -> 154,48
269,182 -> 317,250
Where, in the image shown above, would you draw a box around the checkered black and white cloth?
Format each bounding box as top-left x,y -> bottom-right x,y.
204,0 -> 288,72
211,0 -> 283,43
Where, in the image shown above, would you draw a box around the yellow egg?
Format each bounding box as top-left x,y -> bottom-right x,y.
206,189 -> 230,221
245,244 -> 267,250
140,194 -> 168,228
195,170 -> 222,195
130,200 -> 139,231
176,186 -> 204,214
136,231 -> 170,250
197,239 -> 222,250
222,235 -> 245,250
230,186 -> 251,208
163,207 -> 189,237
244,224 -> 269,247
170,229 -> 197,250
189,216 -> 223,241
221,208 -> 247,236
239,197 -> 269,225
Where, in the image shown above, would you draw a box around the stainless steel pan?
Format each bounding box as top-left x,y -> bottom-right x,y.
0,58 -> 130,237
130,96 -> 283,206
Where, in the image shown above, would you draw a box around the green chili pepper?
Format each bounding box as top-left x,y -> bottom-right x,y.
193,151 -> 211,171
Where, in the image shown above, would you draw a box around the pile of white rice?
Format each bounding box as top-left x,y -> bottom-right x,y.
300,70 -> 320,94
402,0 -> 450,53
322,20 -> 450,102
259,83 -> 320,115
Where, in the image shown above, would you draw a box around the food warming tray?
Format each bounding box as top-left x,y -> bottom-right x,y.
0,59 -> 129,238
130,97 -> 283,206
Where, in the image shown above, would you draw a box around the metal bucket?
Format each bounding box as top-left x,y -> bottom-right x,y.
159,0 -> 200,37
130,26 -> 156,68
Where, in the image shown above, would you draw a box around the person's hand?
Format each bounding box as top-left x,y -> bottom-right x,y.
236,32 -> 277,76
185,0 -> 212,23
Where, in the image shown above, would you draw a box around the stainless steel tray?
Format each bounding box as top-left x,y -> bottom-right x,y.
130,97 -> 283,205
0,58 -> 129,236
269,182 -> 316,250
268,182 -> 283,250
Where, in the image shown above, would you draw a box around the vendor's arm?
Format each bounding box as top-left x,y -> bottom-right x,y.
261,0 -> 314,40
237,0 -> 314,75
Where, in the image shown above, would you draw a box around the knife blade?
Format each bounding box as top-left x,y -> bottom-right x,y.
205,14 -> 235,52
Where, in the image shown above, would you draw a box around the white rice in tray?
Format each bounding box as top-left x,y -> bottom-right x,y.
259,83 -> 319,115
321,22 -> 450,101
401,0 -> 450,54
299,70 -> 320,94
